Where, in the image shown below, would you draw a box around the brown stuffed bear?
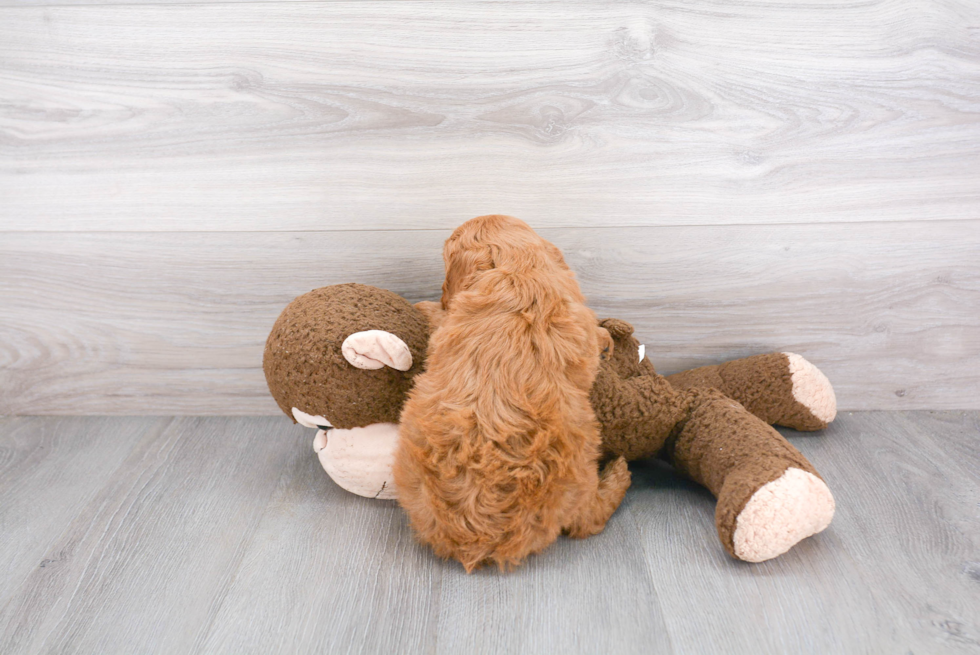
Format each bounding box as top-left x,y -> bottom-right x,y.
264,283 -> 431,500
265,282 -> 836,562
588,317 -> 834,561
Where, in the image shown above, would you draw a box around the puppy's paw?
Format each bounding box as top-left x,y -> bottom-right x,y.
600,456 -> 632,498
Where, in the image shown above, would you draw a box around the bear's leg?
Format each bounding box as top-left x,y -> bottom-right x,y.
665,353 -> 836,431
664,390 -> 835,562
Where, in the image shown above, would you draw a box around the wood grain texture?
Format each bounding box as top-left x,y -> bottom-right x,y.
0,413 -> 977,653
626,410 -> 980,654
1,1 -> 979,230
2,221 -> 977,414
0,416 -> 293,654
93,466 -> 675,654
199,421 -> 442,654
0,416 -> 172,611
436,514 -> 674,654
624,457 -> 879,654
816,411 -> 980,653
433,511 -> 671,655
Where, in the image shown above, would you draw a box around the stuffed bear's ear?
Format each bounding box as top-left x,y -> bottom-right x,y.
342,330 -> 413,371
599,318 -> 635,339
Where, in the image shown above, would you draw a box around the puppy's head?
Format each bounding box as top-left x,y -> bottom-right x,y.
441,214 -> 568,308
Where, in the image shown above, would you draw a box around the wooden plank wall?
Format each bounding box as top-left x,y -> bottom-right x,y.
1,1 -> 979,414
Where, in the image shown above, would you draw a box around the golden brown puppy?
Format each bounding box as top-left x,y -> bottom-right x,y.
394,215 -> 631,572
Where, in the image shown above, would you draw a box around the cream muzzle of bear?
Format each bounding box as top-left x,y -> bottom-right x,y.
292,406 -> 400,500
289,329 -> 413,500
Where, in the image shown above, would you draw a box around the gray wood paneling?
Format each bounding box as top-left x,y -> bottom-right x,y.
2,1 -> 979,230
2,221 -> 977,414
1,0 -> 978,412
0,413 -> 977,653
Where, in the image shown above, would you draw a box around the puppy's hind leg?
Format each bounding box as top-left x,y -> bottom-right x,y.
563,457 -> 631,539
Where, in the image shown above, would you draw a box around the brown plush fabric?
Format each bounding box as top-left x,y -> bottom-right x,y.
263,285 -> 834,560
662,392 -> 820,557
666,353 -> 829,431
590,319 -> 826,556
590,319 -> 687,460
263,284 -> 430,429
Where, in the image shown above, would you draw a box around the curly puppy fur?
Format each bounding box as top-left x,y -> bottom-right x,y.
394,215 -> 631,572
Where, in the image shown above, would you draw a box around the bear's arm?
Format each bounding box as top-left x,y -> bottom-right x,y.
591,361 -> 689,461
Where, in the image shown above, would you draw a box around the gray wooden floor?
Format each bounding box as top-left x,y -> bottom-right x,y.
1,412 -> 978,654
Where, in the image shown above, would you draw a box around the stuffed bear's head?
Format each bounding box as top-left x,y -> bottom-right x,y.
263,284 -> 431,499
263,283 -> 430,430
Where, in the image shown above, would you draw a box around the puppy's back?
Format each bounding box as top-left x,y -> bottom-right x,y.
395,241 -> 604,571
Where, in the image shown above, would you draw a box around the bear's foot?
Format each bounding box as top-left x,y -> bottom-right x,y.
732,467 -> 835,562
784,353 -> 837,429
